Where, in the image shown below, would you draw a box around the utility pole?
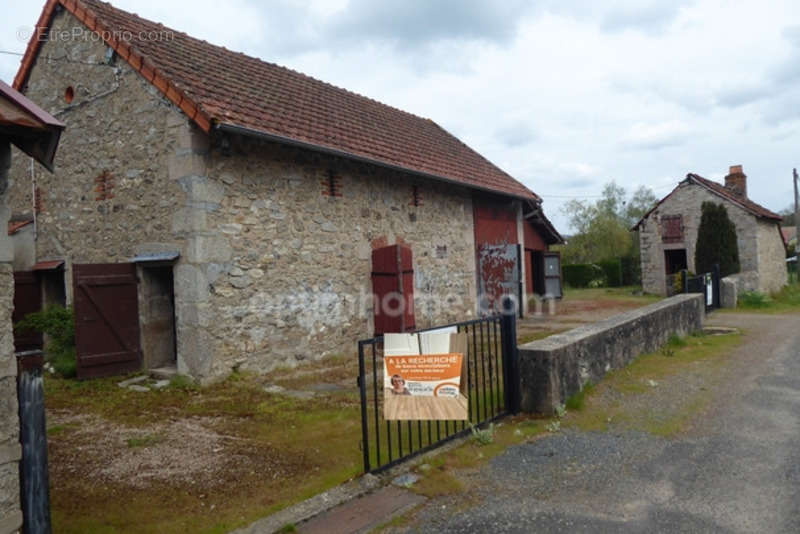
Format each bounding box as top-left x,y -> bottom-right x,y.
795,168 -> 799,260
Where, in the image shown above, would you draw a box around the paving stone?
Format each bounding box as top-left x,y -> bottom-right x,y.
118,375 -> 148,388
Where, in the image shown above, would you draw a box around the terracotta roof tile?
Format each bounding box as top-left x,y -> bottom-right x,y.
687,174 -> 782,221
16,0 -> 539,201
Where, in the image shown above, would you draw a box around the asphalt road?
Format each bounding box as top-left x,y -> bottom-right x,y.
400,313 -> 800,533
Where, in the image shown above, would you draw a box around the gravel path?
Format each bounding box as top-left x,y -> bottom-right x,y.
397,312 -> 800,533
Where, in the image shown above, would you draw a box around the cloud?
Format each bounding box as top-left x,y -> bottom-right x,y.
323,0 -> 530,49
623,120 -> 690,149
494,121 -> 538,147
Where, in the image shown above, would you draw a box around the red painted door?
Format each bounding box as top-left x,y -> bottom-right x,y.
12,271 -> 43,353
73,264 -> 142,379
371,244 -> 415,335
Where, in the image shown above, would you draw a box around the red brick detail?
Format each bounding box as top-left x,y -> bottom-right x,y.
34,187 -> 44,214
410,185 -> 423,207
321,171 -> 342,197
371,236 -> 389,250
94,170 -> 114,201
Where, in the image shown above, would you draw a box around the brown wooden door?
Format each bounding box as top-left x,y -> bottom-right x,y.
73,263 -> 142,379
12,271 -> 43,353
371,244 -> 415,336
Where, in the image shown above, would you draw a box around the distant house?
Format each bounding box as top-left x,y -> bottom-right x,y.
781,227 -> 797,250
8,0 -> 563,381
633,165 -> 787,296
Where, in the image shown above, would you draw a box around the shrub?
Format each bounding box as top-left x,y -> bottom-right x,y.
620,255 -> 641,286
563,263 -> 605,288
15,305 -> 76,378
597,259 -> 623,287
695,202 -> 740,277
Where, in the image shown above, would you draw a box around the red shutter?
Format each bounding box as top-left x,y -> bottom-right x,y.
371,244 -> 415,336
662,215 -> 684,243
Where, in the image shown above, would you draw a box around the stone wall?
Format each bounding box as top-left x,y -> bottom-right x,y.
755,220 -> 788,294
6,8 -> 482,381
1,140 -> 22,532
7,8 -> 189,300
518,294 -> 705,414
196,134 -> 478,377
640,182 -> 761,295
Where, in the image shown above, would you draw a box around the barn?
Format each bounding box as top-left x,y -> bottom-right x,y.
8,0 -> 563,381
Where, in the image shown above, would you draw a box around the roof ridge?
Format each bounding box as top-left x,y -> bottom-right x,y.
686,172 -> 782,220
81,0 -> 436,126
15,0 -> 541,202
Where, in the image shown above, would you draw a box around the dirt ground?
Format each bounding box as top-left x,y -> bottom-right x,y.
43,286 -> 658,533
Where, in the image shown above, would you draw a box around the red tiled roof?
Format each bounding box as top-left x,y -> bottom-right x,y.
686,174 -> 783,221
14,0 -> 540,201
8,219 -> 33,235
632,173 -> 783,230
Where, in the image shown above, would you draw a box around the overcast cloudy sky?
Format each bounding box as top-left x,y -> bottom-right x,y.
2,0 -> 799,231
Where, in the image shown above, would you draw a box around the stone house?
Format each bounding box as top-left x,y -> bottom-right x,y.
634,165 -> 787,296
1,78 -> 64,534
7,0 -> 563,381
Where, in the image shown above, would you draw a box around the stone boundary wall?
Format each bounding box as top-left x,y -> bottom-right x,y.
518,294 -> 705,414
1,141 -> 21,532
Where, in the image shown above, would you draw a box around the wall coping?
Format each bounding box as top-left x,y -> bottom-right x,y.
520,293 -> 704,352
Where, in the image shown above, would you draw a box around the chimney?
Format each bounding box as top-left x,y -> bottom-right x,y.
724,164 -> 747,199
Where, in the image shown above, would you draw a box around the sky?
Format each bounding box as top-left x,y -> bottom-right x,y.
2,0 -> 800,232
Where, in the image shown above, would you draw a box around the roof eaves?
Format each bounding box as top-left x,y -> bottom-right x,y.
216,122 -> 538,202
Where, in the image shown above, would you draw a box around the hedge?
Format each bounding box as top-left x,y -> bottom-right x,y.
562,263 -> 605,288
597,259 -> 623,287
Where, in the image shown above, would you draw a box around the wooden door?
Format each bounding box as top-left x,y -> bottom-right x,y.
371,244 -> 415,335
73,264 -> 142,379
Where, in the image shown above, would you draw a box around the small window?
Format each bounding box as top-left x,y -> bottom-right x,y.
64,86 -> 74,104
661,215 -> 684,243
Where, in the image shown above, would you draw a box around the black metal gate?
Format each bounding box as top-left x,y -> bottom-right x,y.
684,264 -> 721,312
17,351 -> 52,534
357,303 -> 520,473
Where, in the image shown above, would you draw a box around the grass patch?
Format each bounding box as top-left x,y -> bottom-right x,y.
565,331 -> 742,436
734,282 -> 800,313
561,286 -> 660,303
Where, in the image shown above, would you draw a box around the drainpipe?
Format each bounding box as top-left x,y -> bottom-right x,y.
30,157 -> 36,242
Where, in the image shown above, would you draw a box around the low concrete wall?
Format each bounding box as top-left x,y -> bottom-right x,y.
518,294 -> 705,414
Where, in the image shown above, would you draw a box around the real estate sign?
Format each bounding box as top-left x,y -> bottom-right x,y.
383,332 -> 469,420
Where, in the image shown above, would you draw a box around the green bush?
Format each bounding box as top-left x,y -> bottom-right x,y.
620,255 -> 641,286
695,202 -> 740,277
563,263 -> 605,288
15,305 -> 76,378
597,259 -> 623,287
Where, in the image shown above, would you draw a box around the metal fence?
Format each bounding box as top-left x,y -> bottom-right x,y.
357,308 -> 520,473
17,350 -> 52,534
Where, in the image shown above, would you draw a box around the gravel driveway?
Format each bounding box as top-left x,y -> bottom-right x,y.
397,312 -> 800,533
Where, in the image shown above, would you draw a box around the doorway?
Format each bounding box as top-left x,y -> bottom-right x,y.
138,265 -> 177,370
664,249 -> 688,275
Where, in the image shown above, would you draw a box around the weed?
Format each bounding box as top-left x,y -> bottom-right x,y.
277,524 -> 297,533
169,374 -> 199,391
545,420 -> 561,433
468,423 -> 494,446
565,383 -> 594,411
14,306 -> 76,377
554,404 -> 567,418
667,334 -> 688,348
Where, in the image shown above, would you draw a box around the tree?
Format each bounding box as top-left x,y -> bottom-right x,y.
694,202 -> 740,277
559,181 -> 657,265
